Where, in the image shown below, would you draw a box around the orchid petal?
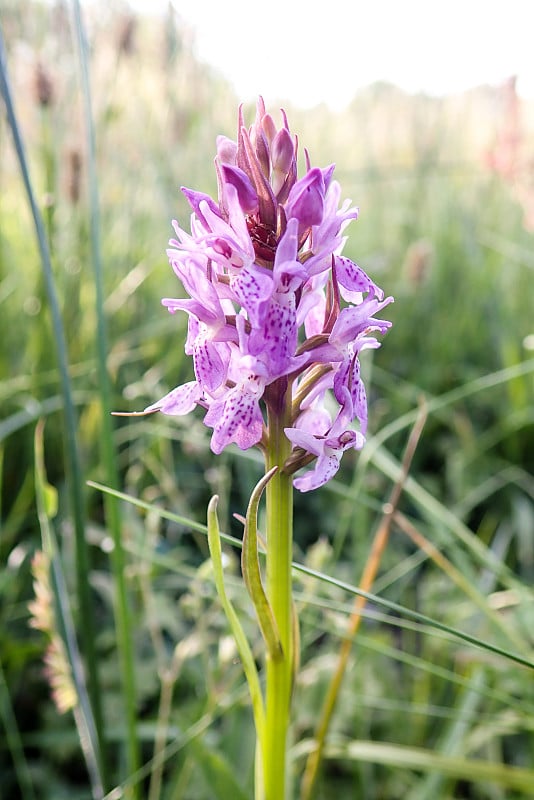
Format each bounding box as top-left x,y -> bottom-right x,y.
144,381 -> 203,416
205,385 -> 264,454
293,454 -> 341,492
334,256 -> 384,300
230,266 -> 273,326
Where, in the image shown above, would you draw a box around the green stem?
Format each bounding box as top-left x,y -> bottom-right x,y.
264,388 -> 294,800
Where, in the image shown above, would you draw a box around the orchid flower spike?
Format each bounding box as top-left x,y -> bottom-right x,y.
127,98 -> 393,491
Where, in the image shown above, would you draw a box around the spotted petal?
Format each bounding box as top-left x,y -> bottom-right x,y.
293,453 -> 342,492
230,265 -> 273,327
144,381 -> 203,416
204,384 -> 264,454
334,256 -> 384,301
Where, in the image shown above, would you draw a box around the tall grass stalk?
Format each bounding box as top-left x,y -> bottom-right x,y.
70,0 -> 140,792
0,24 -> 106,779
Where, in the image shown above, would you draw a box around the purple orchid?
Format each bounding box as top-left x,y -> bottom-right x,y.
285,403 -> 365,492
136,98 -> 393,491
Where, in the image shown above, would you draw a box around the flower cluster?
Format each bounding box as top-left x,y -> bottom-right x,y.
141,99 -> 393,491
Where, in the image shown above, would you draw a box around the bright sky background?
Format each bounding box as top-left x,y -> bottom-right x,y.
126,0 -> 533,110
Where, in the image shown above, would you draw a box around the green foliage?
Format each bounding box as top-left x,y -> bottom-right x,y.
1,2 -> 534,799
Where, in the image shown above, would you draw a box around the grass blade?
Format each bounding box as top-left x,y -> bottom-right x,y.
207,497 -> 265,780
294,738 -> 534,794
70,1 -> 140,791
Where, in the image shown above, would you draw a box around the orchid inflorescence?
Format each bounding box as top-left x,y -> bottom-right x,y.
138,98 -> 393,491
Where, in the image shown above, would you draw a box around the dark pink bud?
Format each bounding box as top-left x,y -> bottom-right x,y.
285,167 -> 325,228
251,97 -> 270,177
261,113 -> 277,145
221,164 -> 259,214
238,126 -> 277,229
272,128 -> 295,172
271,128 -> 296,198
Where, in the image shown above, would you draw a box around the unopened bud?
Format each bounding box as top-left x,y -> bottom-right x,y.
285,167 -> 325,229
216,135 -> 238,165
221,164 -> 259,214
271,128 -> 296,197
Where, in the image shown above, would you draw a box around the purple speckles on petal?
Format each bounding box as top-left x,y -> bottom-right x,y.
230,266 -> 273,326
193,338 -> 227,392
248,296 -> 297,377
334,256 -> 384,301
333,357 -> 368,433
144,381 -> 203,416
354,379 -> 368,434
205,383 -> 264,453
292,454 -> 340,492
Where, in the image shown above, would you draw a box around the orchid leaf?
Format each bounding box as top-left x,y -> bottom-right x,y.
206,496 -> 266,749
241,466 -> 283,661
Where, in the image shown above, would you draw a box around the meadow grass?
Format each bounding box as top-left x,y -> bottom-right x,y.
1,2 -> 534,799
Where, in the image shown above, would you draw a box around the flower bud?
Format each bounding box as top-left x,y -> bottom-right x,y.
285,167 -> 325,229
216,135 -> 238,165
271,128 -> 296,198
221,164 -> 259,214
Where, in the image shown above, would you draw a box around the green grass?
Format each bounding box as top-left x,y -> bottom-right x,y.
1,2 -> 534,799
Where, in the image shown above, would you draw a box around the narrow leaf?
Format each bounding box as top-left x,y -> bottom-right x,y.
207,496 -> 266,750
295,739 -> 534,793
242,467 -> 283,661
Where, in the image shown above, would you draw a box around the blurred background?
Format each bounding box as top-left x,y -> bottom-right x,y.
1,1 -> 533,798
